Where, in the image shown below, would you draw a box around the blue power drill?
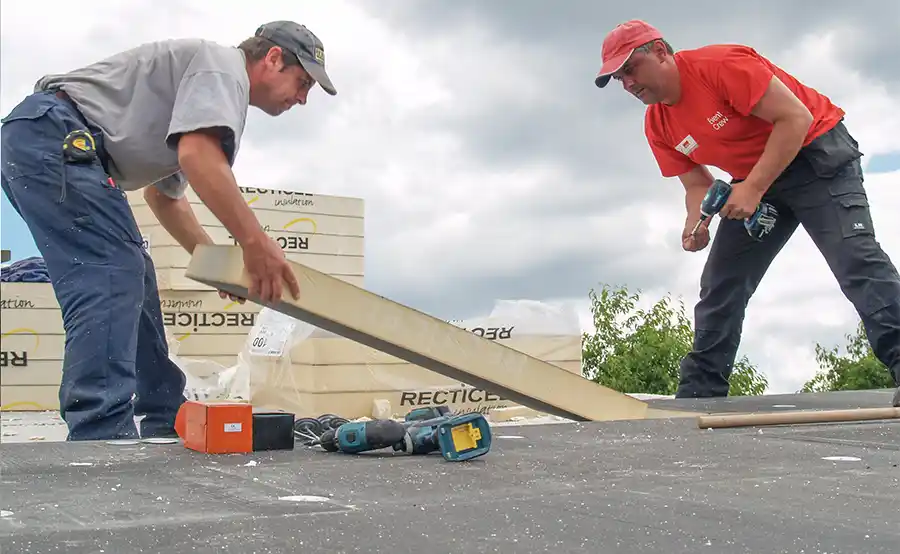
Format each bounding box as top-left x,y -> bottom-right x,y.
690,179 -> 778,241
309,408 -> 492,462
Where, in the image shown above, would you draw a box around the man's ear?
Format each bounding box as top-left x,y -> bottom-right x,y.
652,40 -> 668,61
264,46 -> 284,69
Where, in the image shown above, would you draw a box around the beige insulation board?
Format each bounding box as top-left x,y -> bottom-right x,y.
125,186 -> 365,217
1,282 -> 245,405
171,332 -> 580,363
251,388 -> 518,420
287,334 -> 581,366
127,187 -> 366,290
2,284 -> 64,402
140,223 -> 364,257
237,335 -> 583,419
156,267 -> 365,292
149,245 -> 363,278
247,362 -> 583,419
130,205 -> 364,238
1,284 -> 263,337
1,385 -> 60,412
184,244 -> 691,422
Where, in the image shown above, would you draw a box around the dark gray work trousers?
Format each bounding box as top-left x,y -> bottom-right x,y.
677,119 -> 900,398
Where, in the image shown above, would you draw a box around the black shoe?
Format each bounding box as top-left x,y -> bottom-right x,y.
893,387 -> 899,408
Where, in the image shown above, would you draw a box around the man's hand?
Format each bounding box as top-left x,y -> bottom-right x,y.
682,217 -> 711,252
720,182 -> 764,220
242,234 -> 301,304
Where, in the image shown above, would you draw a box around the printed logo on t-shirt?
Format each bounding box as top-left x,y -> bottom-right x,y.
708,111 -> 729,131
675,134 -> 698,155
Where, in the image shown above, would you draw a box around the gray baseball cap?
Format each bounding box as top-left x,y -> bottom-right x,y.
255,21 -> 337,96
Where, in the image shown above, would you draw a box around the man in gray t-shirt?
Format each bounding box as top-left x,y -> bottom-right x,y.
0,21 -> 337,441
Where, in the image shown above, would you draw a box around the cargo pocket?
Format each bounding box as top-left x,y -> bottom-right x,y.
833,193 -> 874,239
801,122 -> 862,180
0,99 -> 57,182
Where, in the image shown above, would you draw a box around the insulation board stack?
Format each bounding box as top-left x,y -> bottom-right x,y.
0,283 -> 66,411
241,325 -> 584,420
0,283 -> 247,411
0,186 -> 367,410
127,185 -> 366,366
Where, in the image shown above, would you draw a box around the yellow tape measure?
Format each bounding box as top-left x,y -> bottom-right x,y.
62,129 -> 96,163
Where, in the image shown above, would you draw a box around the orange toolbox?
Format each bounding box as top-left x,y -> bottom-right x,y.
174,401 -> 294,454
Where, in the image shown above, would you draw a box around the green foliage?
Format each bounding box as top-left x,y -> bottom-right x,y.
800,320 -> 894,393
581,283 -> 768,396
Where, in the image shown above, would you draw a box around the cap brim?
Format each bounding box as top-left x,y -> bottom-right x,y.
299,58 -> 337,96
594,50 -> 634,89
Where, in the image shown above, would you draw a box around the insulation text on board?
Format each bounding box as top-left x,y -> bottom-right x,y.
399,388 -> 507,407
0,299 -> 35,309
162,311 -> 256,331
227,231 -> 310,251
457,326 -> 515,340
239,187 -> 314,197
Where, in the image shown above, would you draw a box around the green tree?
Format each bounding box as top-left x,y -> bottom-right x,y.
582,283 -> 768,396
800,320 -> 894,392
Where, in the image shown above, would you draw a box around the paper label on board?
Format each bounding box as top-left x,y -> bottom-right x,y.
248,322 -> 295,357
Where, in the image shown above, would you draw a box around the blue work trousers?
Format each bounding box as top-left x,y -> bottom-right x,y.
1,90 -> 186,440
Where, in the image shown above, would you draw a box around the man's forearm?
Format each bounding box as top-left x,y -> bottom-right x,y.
145,187 -> 214,254
743,113 -> 812,195
685,184 -> 708,223
679,165 -> 715,224
177,137 -> 267,249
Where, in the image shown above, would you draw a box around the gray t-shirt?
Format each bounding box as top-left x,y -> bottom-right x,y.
34,38 -> 249,198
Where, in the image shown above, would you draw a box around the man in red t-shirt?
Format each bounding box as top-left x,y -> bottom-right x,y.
594,20 -> 900,405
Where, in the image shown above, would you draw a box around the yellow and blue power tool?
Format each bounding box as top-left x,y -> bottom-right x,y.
690,178 -> 778,241
304,407 -> 492,462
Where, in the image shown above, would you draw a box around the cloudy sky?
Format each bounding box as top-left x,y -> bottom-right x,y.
2,1 -> 898,394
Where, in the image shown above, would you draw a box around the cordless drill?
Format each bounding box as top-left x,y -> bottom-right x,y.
310,411 -> 492,462
690,179 -> 778,241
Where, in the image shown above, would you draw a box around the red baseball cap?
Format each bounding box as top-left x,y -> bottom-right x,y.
594,20 -> 664,88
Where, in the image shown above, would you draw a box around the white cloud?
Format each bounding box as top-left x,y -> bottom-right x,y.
774,28 -> 900,160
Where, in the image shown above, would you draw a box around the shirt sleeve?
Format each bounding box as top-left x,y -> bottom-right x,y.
644,113 -> 698,178
166,44 -> 247,165
151,172 -> 189,200
706,46 -> 775,117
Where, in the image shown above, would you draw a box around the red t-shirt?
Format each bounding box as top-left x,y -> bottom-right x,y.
644,44 -> 845,180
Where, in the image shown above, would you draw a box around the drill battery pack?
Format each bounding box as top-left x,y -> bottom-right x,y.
435,413 -> 492,461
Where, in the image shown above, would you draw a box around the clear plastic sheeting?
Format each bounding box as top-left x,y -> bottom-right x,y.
176,299 -> 584,420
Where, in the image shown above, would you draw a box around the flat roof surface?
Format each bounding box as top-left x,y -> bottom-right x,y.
1,391 -> 898,553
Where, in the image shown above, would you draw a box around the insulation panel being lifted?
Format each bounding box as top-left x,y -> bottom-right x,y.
184,245 -> 683,422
